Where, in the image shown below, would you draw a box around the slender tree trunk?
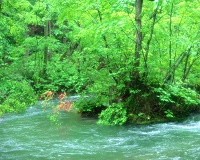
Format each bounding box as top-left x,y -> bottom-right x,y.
143,3 -> 160,78
164,48 -> 191,82
134,0 -> 143,81
182,48 -> 199,81
182,54 -> 189,81
168,3 -> 174,82
182,60 -> 196,82
48,21 -> 52,61
43,20 -> 49,76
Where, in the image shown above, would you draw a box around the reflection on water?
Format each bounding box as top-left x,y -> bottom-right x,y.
0,101 -> 200,160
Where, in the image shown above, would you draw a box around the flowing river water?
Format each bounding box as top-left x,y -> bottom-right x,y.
0,100 -> 200,160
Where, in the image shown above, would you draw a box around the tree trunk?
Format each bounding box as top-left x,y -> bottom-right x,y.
143,4 -> 159,78
43,20 -> 49,76
164,49 -> 190,82
182,48 -> 199,81
134,0 -> 143,81
168,2 -> 174,82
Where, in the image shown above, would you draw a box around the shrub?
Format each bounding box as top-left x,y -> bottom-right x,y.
153,84 -> 200,116
74,96 -> 107,116
97,103 -> 127,125
0,77 -> 37,114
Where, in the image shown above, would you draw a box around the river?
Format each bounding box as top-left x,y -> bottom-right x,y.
0,100 -> 200,160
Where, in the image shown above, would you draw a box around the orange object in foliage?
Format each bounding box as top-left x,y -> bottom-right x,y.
46,91 -> 53,97
57,100 -> 72,112
58,92 -> 66,101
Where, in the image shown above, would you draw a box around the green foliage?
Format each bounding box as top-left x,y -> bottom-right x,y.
128,112 -> 151,123
74,96 -> 106,115
0,75 -> 37,114
153,84 -> 200,117
164,109 -> 174,118
168,85 -> 200,106
97,103 -> 127,125
1,99 -> 26,113
153,84 -> 200,107
48,109 -> 60,125
153,87 -> 175,104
